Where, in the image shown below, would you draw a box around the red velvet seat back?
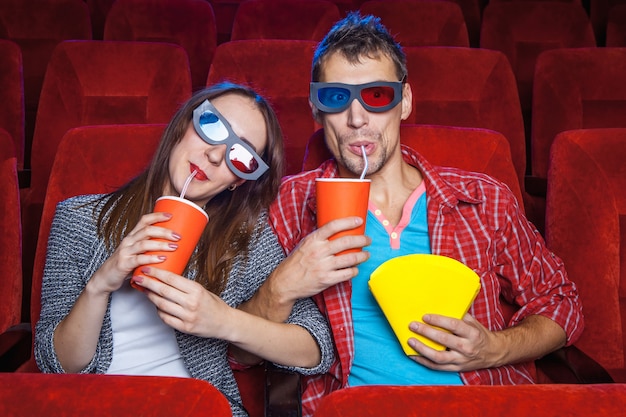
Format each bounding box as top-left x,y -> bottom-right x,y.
0,0 -> 91,161
302,125 -> 524,210
207,39 -> 319,176
607,4 -> 626,46
0,373 -> 231,416
312,384 -> 626,417
546,128 -> 626,381
104,0 -> 217,91
0,131 -> 22,333
403,46 -> 526,192
0,40 -> 25,170
230,0 -> 341,41
27,40 -> 191,208
359,0 -> 469,47
532,47 -> 626,180
450,0 -> 482,47
480,1 -> 595,140
30,124 -> 164,341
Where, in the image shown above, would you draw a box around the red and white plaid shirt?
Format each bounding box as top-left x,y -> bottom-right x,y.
269,145 -> 583,417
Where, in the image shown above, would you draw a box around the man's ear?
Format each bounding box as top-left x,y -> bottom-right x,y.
400,83 -> 413,121
310,99 -> 323,124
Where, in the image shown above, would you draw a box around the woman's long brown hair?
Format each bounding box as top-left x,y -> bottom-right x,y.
97,83 -> 285,294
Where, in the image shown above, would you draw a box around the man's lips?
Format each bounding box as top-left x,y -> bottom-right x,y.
190,163 -> 208,180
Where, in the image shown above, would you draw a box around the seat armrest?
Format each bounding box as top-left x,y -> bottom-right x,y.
265,363 -> 301,417
0,323 -> 32,372
536,345 -> 614,384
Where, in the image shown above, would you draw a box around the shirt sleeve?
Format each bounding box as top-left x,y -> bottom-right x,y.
34,196 -> 110,374
495,192 -> 584,346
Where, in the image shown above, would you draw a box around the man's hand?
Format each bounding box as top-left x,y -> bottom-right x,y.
407,313 -> 566,373
241,217 -> 371,322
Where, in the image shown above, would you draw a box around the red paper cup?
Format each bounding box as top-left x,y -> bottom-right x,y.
132,196 -> 208,288
316,178 -> 371,254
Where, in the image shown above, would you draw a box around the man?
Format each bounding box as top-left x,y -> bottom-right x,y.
241,12 -> 583,417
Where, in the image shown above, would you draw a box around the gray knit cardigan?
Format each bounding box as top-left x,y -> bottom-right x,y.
35,194 -> 334,417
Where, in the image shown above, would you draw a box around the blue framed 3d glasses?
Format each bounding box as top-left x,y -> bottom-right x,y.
310,81 -> 404,113
192,99 -> 269,181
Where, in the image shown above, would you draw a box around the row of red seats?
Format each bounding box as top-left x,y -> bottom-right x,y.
1,374 -> 626,416
3,0 -> 626,181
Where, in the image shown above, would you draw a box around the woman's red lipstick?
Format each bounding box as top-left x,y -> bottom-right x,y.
190,163 -> 207,180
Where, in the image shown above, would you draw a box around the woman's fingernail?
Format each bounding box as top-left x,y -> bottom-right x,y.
141,267 -> 150,274
168,243 -> 178,249
172,233 -> 181,240
157,255 -> 167,261
132,275 -> 144,284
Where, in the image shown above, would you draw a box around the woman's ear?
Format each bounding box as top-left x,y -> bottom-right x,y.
400,83 -> 413,121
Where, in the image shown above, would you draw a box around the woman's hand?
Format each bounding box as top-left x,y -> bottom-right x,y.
131,267 -> 233,339
90,212 -> 180,295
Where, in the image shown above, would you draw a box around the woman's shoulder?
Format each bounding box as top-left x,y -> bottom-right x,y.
53,194 -> 111,226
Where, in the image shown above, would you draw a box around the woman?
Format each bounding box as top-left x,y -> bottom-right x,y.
35,83 -> 334,416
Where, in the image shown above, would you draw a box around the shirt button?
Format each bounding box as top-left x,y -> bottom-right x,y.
391,232 -> 398,239
374,209 -> 382,216
382,220 -> 389,226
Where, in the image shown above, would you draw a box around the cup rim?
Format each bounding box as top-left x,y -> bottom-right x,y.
156,196 -> 209,221
315,178 -> 371,182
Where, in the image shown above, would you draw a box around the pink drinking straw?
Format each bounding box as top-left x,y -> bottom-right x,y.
180,170 -> 197,198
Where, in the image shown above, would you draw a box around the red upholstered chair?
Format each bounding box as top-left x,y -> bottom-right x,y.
0,131 -> 22,335
0,0 -> 91,169
546,128 -> 626,382
230,0 -> 341,41
207,39 -> 318,176
104,0 -> 218,91
0,40 -> 25,171
303,125 -> 524,209
20,40 -> 190,306
480,0 -> 595,171
14,124 -> 165,373
312,384 -> 626,417
532,47 -> 626,183
607,4 -> 626,46
403,47 -> 526,196
359,0 -> 469,47
0,130 -> 30,373
0,373 -> 231,416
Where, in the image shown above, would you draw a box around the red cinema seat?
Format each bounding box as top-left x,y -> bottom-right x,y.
480,1 -> 595,164
0,0 -> 91,168
0,131 -> 22,335
104,0 -> 217,90
403,47 -> 526,195
207,39 -> 318,176
546,128 -> 626,382
303,125 -> 524,209
606,4 -> 626,46
0,373 -> 232,416
17,124 -> 165,373
230,0 -> 341,41
0,40 -> 25,171
312,384 -> 626,417
359,0 -> 469,47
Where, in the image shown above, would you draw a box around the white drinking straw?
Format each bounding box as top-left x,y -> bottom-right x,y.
180,170 -> 197,198
360,145 -> 368,180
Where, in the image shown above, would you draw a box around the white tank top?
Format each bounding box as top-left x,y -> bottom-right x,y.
107,280 -> 191,377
